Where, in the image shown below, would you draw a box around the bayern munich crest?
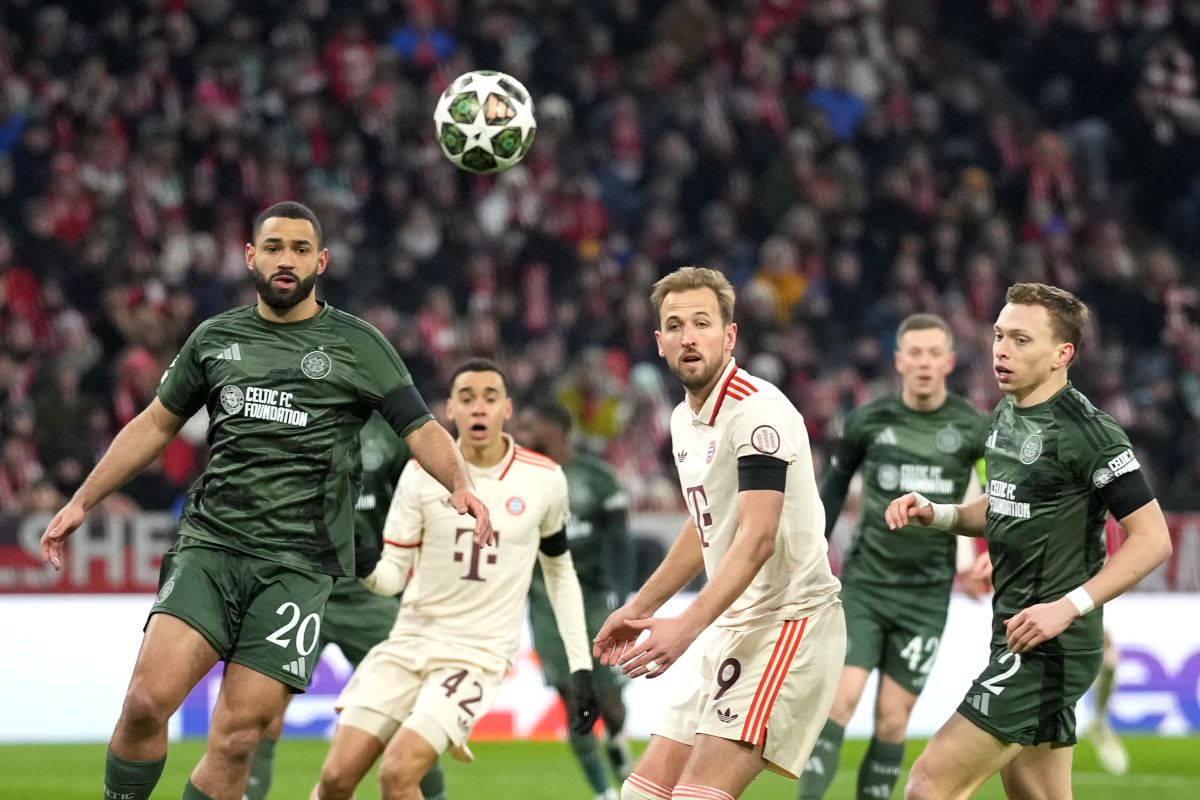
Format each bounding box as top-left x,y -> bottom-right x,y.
220,385 -> 244,415
301,349 -> 332,379
706,441 -> 717,463
506,496 -> 526,515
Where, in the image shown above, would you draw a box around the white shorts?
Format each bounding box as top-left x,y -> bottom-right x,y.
655,601 -> 845,778
336,640 -> 505,754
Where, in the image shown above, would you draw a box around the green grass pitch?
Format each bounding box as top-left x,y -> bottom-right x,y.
1,737 -> 1196,798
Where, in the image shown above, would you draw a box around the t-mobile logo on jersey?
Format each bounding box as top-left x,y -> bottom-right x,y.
685,485 -> 712,547
454,528 -> 499,581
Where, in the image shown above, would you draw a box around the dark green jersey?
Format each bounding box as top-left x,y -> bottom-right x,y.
354,411 -> 410,555
530,451 -> 631,597
156,303 -> 433,577
831,393 -> 990,588
984,383 -> 1144,653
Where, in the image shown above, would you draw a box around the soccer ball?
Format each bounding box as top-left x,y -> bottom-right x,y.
433,70 -> 537,174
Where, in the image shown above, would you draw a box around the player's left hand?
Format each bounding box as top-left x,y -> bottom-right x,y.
1004,598 -> 1078,653
959,551 -> 993,601
569,670 -> 600,735
452,489 -> 494,546
616,615 -> 703,679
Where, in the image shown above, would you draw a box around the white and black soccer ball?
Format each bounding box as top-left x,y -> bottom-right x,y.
433,70 -> 536,174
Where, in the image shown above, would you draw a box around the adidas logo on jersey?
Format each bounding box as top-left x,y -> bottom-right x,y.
214,343 -> 243,361
874,427 -> 898,446
716,707 -> 738,723
281,658 -> 307,679
676,448 -> 688,463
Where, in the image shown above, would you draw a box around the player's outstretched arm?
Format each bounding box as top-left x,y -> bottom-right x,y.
403,418 -> 493,546
593,516 -> 704,668
885,492 -> 988,536
1005,500 -> 1172,653
41,398 -> 184,570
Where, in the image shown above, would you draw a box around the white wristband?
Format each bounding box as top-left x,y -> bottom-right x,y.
1065,586 -> 1095,616
913,493 -> 959,531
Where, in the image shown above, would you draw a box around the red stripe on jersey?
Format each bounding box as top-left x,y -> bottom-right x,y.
730,375 -> 757,394
627,773 -> 673,800
497,445 -> 520,480
513,454 -> 558,471
383,538 -> 421,548
707,366 -> 741,425
672,785 -> 734,800
515,446 -> 557,466
726,388 -> 748,401
741,618 -> 805,744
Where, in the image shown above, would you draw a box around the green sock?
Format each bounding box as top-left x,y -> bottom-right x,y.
103,749 -> 165,800
182,778 -> 217,799
797,720 -> 844,800
244,737 -> 276,800
1094,659 -> 1117,719
419,758 -> 447,800
568,728 -> 611,794
856,737 -> 905,800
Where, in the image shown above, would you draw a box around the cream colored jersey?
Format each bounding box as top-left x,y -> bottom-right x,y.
670,358 -> 839,630
380,436 -> 569,672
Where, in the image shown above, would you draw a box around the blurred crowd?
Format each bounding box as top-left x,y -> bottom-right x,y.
2,0 -> 1200,516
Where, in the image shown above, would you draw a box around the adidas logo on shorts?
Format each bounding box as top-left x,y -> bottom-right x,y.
716,707 -> 739,723
281,658 -> 307,679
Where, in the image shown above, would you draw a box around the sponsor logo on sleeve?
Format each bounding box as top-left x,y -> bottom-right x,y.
750,425 -> 780,455
1097,449 -> 1140,486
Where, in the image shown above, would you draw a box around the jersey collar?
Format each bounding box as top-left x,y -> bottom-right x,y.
469,433 -> 517,480
692,357 -> 740,427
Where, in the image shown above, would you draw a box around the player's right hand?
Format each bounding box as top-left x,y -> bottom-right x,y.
885,492 -> 934,530
40,502 -> 86,571
593,602 -> 648,667
960,551 -> 993,600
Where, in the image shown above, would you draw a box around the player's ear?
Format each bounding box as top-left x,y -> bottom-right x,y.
316,247 -> 329,275
503,398 -> 513,421
1055,341 -> 1075,370
244,242 -> 254,270
655,329 -> 665,357
725,321 -> 737,353
946,349 -> 957,372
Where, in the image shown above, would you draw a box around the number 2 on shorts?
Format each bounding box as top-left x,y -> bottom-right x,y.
980,651 -> 1022,695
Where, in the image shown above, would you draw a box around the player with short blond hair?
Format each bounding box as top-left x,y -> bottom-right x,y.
886,283 -> 1172,799
595,267 -> 845,800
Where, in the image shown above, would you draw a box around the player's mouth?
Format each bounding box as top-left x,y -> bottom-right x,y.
994,364 -> 1014,383
680,351 -> 703,366
271,272 -> 298,289
467,422 -> 489,439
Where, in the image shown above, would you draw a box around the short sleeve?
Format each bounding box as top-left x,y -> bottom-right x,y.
157,324 -> 210,418
829,404 -> 869,473
382,461 -> 425,547
970,409 -> 992,461
727,394 -> 801,464
1060,414 -> 1145,499
342,323 -> 433,435
540,467 -> 571,537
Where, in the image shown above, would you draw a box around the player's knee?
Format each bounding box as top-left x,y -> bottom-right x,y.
117,684 -> 174,735
874,706 -> 912,742
316,761 -> 361,800
377,748 -> 425,795
903,761 -> 935,800
828,693 -> 858,726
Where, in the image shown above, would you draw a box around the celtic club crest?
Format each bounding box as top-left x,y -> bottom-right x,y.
301,350 -> 332,379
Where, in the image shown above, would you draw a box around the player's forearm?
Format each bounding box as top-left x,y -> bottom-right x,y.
1076,501 -> 1172,608
363,543 -> 417,596
538,551 -> 593,672
950,493 -> 989,536
628,518 -> 704,617
602,510 -> 635,600
819,464 -> 853,539
73,399 -> 182,512
679,489 -> 780,630
404,419 -> 472,494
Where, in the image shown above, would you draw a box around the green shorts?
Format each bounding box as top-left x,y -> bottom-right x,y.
529,587 -> 626,693
958,642 -> 1103,747
320,577 -> 401,667
150,537 -> 334,692
841,581 -> 949,695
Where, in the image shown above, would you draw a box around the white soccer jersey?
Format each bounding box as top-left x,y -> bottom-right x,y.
379,435 -> 569,672
670,358 -> 840,631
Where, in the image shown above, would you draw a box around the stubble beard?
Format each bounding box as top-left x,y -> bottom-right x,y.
673,353 -> 723,392
252,262 -> 317,310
